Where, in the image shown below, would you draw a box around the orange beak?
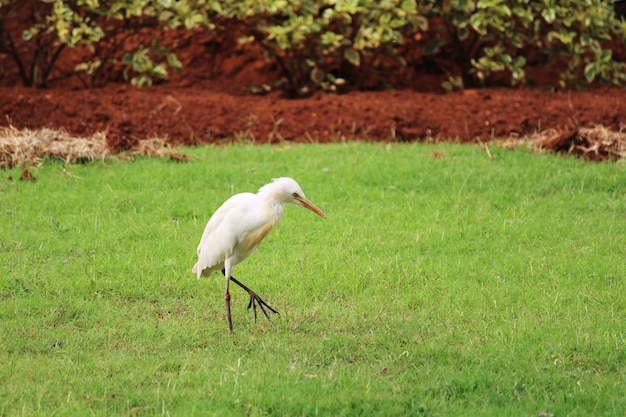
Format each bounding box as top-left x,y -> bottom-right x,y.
295,196 -> 326,219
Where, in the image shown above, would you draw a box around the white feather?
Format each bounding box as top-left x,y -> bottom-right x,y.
192,177 -> 325,280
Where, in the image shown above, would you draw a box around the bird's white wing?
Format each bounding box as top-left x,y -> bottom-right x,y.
193,192 -> 258,278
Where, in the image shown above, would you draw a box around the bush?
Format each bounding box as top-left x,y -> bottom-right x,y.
1,0 -> 625,90
424,0 -> 626,89
0,0 -> 211,87
230,0 -> 426,95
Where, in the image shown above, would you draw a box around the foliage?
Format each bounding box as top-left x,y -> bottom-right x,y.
425,0 -> 626,88
122,40 -> 182,87
0,0 -> 625,90
1,143 -> 625,415
0,0 -> 210,87
234,0 -> 426,95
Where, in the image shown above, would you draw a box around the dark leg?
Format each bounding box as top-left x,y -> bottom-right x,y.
224,278 -> 233,334
221,269 -> 279,322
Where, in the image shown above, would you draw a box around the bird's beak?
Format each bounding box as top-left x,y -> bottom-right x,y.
295,196 -> 326,219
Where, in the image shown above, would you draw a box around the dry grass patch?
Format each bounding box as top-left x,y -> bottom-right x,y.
0,125 -> 187,169
505,125 -> 626,161
0,125 -> 108,168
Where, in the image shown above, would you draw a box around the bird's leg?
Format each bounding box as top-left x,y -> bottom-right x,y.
224,274 -> 234,334
221,269 -> 279,322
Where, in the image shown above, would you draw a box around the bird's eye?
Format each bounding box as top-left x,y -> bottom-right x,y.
292,192 -> 298,198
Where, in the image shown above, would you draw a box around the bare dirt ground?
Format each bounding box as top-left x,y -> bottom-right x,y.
1,39 -> 626,153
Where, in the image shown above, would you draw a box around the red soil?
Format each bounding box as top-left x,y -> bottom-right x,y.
1,34 -> 625,151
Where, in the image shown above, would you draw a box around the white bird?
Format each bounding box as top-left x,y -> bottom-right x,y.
192,177 -> 326,333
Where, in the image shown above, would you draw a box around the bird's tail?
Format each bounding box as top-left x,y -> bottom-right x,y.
192,262 -> 202,279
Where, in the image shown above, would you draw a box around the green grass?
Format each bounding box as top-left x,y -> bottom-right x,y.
1,142 -> 625,416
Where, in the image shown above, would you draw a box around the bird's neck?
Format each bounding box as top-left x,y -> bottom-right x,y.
260,196 -> 285,224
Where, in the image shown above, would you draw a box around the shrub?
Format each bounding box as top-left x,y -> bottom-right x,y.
230,0 -> 426,95
424,0 -> 626,88
0,0 -> 211,87
1,0 -> 624,90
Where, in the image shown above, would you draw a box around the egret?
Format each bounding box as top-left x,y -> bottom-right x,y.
192,177 -> 326,333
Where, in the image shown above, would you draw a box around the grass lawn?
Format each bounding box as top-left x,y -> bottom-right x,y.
1,142 -> 625,416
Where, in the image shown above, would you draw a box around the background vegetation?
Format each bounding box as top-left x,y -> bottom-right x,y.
1,143 -> 625,415
1,0 -> 625,91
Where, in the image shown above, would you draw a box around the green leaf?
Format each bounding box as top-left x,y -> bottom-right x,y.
401,0 -> 417,13
451,14 -> 468,28
238,36 -> 254,45
541,8 -> 556,23
415,15 -> 428,31
151,63 -> 169,79
547,30 -> 576,45
391,30 -> 403,44
167,54 -> 183,72
495,4 -> 512,17
344,48 -> 361,66
131,75 -> 152,88
598,49 -> 612,62
584,63 -> 597,82
457,25 -> 469,41
423,38 -> 448,56
310,67 -> 324,83
122,53 -> 135,64
510,33 -> 524,49
469,14 -> 488,35
390,18 -> 405,29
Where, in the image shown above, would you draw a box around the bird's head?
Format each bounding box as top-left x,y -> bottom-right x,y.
259,177 -> 326,219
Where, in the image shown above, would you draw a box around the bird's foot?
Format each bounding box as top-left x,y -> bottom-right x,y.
245,289 -> 279,322
228,275 -> 279,322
